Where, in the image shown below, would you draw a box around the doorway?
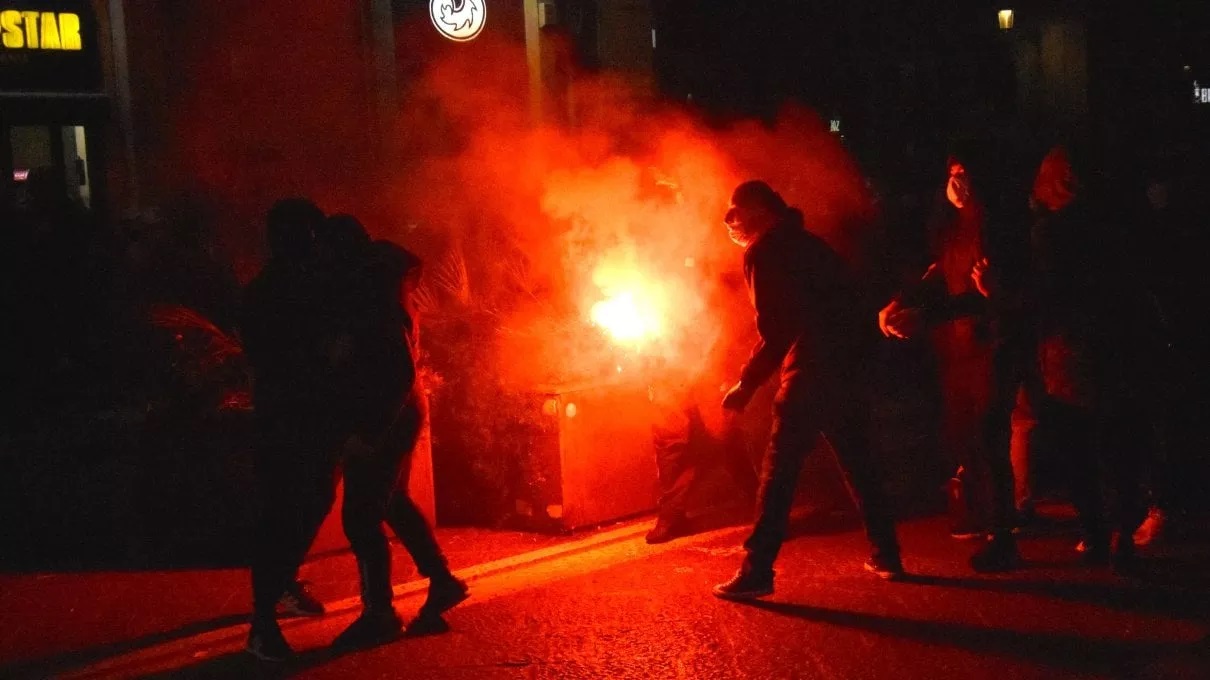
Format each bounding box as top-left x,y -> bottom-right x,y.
5,123 -> 94,213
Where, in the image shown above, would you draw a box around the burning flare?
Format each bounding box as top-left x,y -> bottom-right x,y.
589,262 -> 668,347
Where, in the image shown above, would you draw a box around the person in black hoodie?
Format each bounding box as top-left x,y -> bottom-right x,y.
242,198 -> 340,661
711,181 -> 902,600
879,142 -> 1029,572
316,216 -> 468,649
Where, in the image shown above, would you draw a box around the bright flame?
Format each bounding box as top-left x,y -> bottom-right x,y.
589,263 -> 668,347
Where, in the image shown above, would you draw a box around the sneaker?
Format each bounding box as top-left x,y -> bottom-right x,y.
331,607 -> 403,650
246,621 -> 293,662
645,515 -> 690,544
970,534 -> 1021,573
1133,507 -> 1166,547
863,555 -> 905,581
712,568 -> 774,600
420,576 -> 469,617
277,580 -> 325,618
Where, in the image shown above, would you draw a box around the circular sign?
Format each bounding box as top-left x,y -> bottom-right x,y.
429,0 -> 486,42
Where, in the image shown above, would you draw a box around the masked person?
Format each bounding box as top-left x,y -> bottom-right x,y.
879,153 -> 1000,540
316,216 -> 468,650
712,181 -> 902,600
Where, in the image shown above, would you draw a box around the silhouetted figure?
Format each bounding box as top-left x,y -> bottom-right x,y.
712,181 -> 902,600
242,198 -> 336,661
316,216 -> 467,650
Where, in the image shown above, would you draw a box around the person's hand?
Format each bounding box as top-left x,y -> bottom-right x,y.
722,381 -> 755,413
883,305 -> 923,340
878,300 -> 901,337
971,257 -> 992,298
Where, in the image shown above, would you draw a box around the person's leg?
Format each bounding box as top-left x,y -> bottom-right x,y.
648,399 -> 696,542
1052,402 -> 1108,556
333,437 -> 405,648
1010,383 -> 1038,520
341,440 -> 396,611
739,396 -> 814,577
819,396 -> 901,573
970,348 -> 1024,572
247,418 -> 315,659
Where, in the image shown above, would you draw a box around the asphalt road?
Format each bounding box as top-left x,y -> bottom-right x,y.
50,510 -> 1210,680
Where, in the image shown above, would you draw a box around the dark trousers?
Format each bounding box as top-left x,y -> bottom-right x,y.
976,345 -> 1030,536
250,414 -> 342,622
342,404 -> 450,610
652,403 -> 757,519
742,378 -> 900,573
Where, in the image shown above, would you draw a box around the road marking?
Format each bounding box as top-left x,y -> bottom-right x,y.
59,516 -> 758,679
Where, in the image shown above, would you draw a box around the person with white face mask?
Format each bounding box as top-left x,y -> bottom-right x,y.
712,180 -> 903,600
876,145 -> 1024,573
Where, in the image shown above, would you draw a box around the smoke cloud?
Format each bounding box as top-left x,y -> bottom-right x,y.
166,4 -> 876,390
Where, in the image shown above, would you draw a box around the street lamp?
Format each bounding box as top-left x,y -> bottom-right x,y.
998,9 -> 1015,31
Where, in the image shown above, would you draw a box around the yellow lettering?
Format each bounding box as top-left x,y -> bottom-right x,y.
0,10 -> 23,49
58,12 -> 81,50
20,10 -> 38,48
39,12 -> 60,49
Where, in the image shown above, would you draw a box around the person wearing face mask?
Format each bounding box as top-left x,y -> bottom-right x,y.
877,143 -> 1028,572
879,152 -> 998,528
711,180 -> 903,600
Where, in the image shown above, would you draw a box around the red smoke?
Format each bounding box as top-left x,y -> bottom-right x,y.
165,5 -> 875,390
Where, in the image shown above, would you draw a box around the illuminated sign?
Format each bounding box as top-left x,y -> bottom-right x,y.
1,2 -> 99,91
13,168 -> 29,181
1194,81 -> 1210,104
1,10 -> 82,50
430,0 -> 486,42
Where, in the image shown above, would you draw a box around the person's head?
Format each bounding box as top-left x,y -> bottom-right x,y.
1031,145 -> 1078,213
265,198 -> 323,263
316,213 -> 372,266
724,180 -> 787,248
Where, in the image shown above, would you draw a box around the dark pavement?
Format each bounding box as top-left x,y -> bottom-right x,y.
5,506 -> 1207,680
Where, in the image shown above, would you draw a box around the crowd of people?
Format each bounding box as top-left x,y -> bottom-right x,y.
3,126 -> 1203,662
699,137 -> 1200,600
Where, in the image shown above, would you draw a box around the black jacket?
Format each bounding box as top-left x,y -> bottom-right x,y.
739,212 -> 869,391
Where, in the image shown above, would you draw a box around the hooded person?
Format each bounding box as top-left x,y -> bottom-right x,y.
877,139 -> 1030,572
242,198 -> 341,661
316,216 -> 468,650
711,180 -> 903,600
1019,145 -> 1145,569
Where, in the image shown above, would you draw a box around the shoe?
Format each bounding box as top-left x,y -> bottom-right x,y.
970,534 -> 1021,573
420,576 -> 469,617
331,607 -> 403,650
712,568 -> 774,600
1133,507 -> 1166,547
277,580 -> 325,618
949,523 -> 984,540
863,555 -> 905,581
246,620 -> 293,662
646,515 -> 690,544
